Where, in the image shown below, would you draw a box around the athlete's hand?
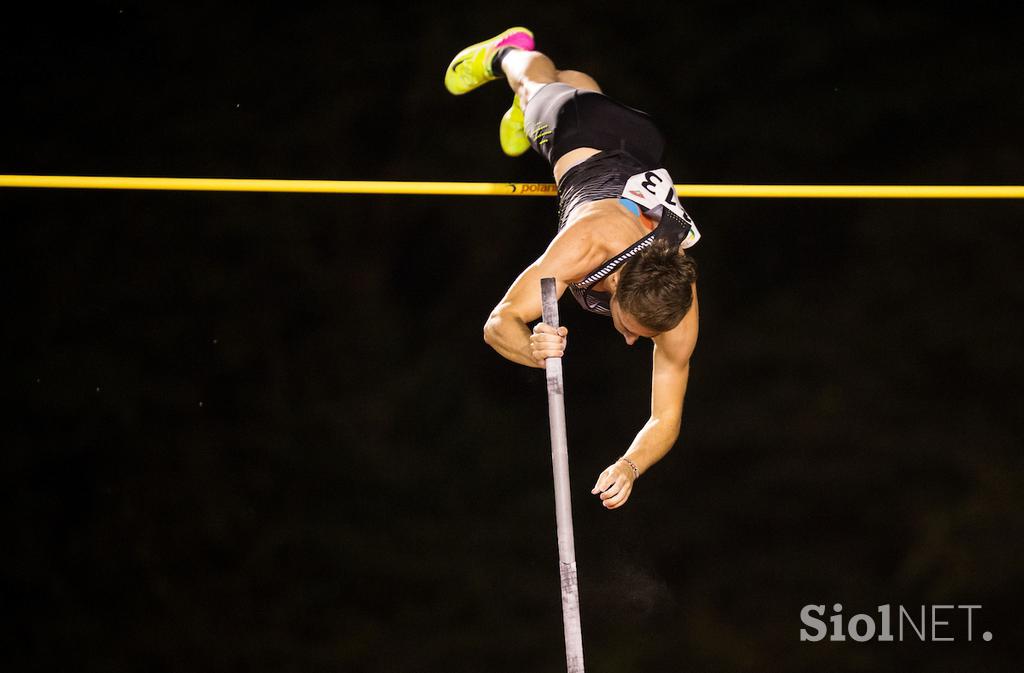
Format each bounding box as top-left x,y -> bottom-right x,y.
530,322 -> 568,367
591,460 -> 637,510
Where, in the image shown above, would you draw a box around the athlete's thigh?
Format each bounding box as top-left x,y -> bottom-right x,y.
556,69 -> 602,93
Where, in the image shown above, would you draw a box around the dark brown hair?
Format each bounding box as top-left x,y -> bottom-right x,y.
615,240 -> 698,332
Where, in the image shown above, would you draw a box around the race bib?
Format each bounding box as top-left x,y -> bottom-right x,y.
622,169 -> 701,248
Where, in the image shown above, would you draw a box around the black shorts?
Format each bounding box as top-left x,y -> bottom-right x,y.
523,82 -> 666,168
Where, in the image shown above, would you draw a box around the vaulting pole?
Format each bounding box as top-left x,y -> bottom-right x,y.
540,277 -> 585,673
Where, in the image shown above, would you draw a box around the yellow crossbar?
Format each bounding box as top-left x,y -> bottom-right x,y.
2,175 -> 1023,198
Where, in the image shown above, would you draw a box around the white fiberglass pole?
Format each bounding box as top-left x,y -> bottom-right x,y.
540,277 -> 585,673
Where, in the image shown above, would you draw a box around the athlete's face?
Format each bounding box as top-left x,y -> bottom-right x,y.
610,298 -> 660,345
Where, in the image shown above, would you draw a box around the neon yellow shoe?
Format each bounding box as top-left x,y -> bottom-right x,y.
444,27 -> 534,95
500,95 -> 531,157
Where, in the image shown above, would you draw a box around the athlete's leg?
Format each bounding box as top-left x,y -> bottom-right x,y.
444,30 -> 605,159
444,27 -> 536,95
498,50 -> 602,110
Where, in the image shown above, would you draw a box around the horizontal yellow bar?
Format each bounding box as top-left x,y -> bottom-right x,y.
0,175 -> 557,196
1,175 -> 1023,198
682,184 -> 1024,199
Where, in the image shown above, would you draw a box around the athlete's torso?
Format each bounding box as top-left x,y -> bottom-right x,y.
562,200 -> 657,315
556,149 -> 700,316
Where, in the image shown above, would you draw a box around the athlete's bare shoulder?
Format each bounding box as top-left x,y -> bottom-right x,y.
543,216 -> 607,283
561,199 -> 648,259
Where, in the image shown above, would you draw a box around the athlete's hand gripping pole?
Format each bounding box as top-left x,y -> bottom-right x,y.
540,277 -> 586,673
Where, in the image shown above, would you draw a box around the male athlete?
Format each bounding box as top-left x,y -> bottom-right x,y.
445,28 -> 700,510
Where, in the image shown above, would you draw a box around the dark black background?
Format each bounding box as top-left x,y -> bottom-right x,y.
3,3 -> 1023,672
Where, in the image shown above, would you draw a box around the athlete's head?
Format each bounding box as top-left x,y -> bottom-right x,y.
613,239 -> 698,338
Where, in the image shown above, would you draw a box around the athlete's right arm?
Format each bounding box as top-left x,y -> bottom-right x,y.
484,223 -> 601,368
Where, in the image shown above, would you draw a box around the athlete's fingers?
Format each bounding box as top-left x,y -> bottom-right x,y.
530,338 -> 565,354
530,327 -> 566,341
530,328 -> 567,364
533,323 -> 568,337
530,334 -> 565,348
591,472 -> 613,495
599,478 -> 624,500
533,350 -> 564,364
531,337 -> 567,353
603,486 -> 631,509
532,326 -> 568,355
532,347 -> 565,359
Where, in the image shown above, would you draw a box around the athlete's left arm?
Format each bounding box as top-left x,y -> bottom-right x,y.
592,286 -> 699,509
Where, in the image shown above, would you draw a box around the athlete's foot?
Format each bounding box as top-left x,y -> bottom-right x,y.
500,95 -> 531,156
444,27 -> 534,95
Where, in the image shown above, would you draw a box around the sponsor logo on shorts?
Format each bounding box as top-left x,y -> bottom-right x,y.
528,123 -> 552,146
